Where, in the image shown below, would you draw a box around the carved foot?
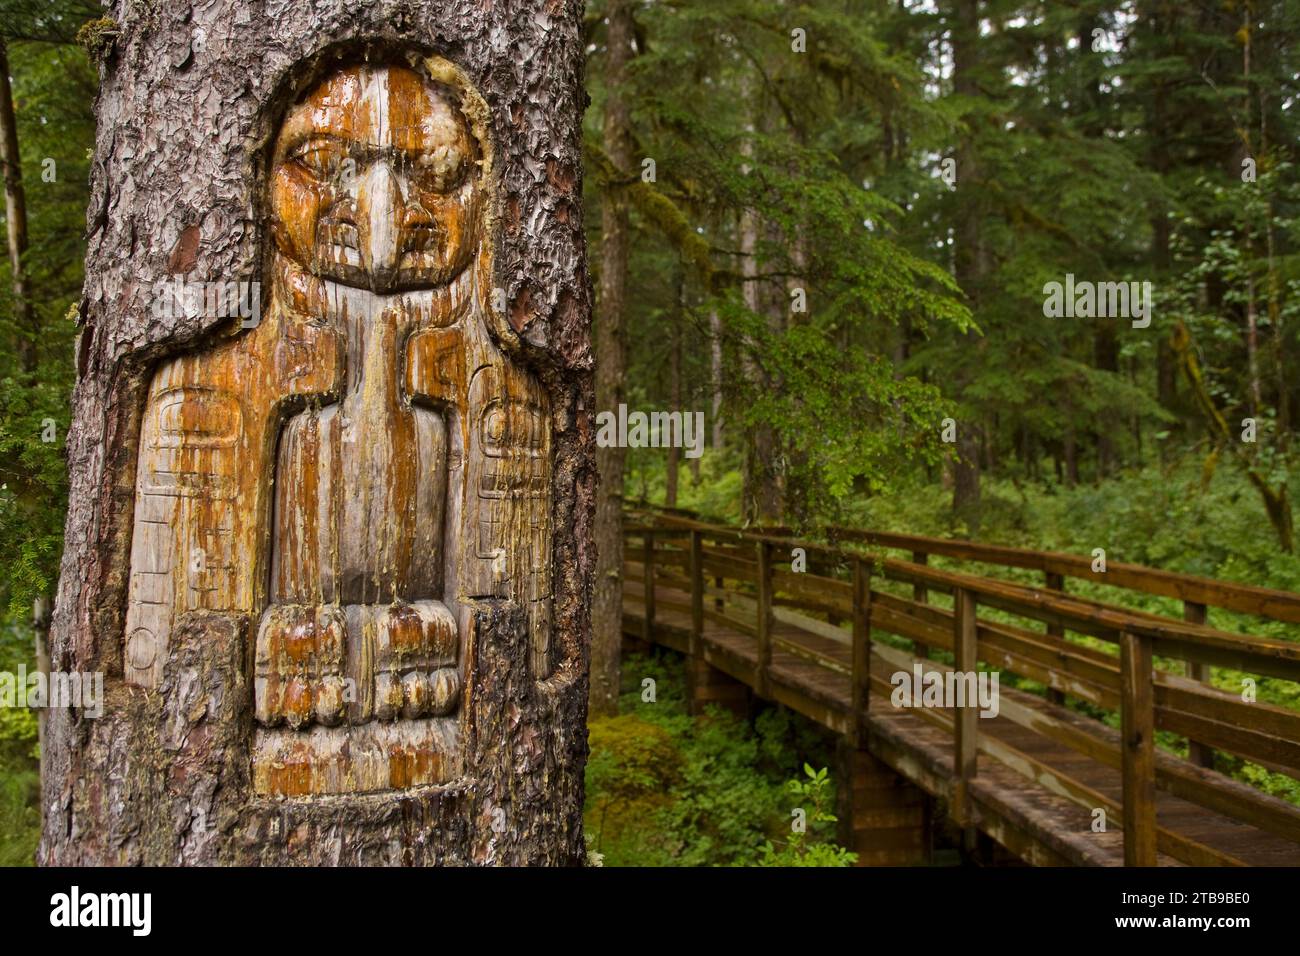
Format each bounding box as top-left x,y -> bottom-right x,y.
371,601 -> 461,720
255,601 -> 462,729
255,605 -> 348,729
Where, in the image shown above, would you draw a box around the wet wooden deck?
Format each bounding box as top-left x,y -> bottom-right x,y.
623,570 -> 1300,867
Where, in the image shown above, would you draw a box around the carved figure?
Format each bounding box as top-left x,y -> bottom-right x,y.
122,60 -> 551,796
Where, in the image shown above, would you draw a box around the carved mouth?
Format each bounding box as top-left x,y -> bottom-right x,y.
311,213 -> 457,293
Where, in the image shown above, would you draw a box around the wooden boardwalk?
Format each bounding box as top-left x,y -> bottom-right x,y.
621,511 -> 1300,867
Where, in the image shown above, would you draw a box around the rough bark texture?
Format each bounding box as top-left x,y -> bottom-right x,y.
588,0 -> 632,718
41,0 -> 593,866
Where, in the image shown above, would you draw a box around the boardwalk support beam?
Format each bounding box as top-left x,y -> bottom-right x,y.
851,557 -> 872,749
912,551 -> 931,660
837,741 -> 932,867
685,529 -> 749,717
1044,571 -> 1066,705
1183,601 -> 1214,769
642,529 -> 656,645
952,587 -> 979,841
839,557 -> 929,866
689,530 -> 704,658
1121,629 -> 1157,866
755,540 -> 773,698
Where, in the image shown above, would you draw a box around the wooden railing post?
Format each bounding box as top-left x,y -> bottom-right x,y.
1044,571 -> 1066,705
642,529 -> 655,644
756,540 -> 773,697
952,587 -> 978,832
1182,601 -> 1214,768
1120,629 -> 1157,866
912,551 -> 931,660
851,557 -> 872,748
689,530 -> 704,659
823,556 -> 842,627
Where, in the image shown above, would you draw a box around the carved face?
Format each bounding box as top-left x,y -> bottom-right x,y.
270,64 -> 481,293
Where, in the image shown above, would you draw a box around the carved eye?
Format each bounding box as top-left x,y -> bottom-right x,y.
289,139 -> 348,182
415,143 -> 467,193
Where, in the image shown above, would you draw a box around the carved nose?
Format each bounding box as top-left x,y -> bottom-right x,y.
357,161 -> 403,292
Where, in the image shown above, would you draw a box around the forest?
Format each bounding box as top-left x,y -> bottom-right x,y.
1,0 -> 1298,868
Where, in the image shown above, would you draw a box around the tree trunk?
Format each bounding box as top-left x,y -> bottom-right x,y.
738,255 -> 784,522
1094,324 -> 1119,476
735,73 -> 784,525
0,37 -> 36,377
739,198 -> 762,521
664,268 -> 683,508
710,307 -> 724,451
41,0 -> 593,866
949,0 -> 982,532
589,0 -> 634,718
1064,423 -> 1079,487
1140,0 -> 1179,415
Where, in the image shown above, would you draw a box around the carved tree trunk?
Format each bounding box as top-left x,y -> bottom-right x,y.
588,0 -> 633,718
40,0 -> 593,866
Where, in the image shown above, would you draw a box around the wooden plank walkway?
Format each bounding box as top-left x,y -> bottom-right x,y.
622,552 -> 1300,867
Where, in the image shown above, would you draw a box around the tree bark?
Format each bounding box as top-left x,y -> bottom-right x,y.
738,109 -> 784,524
588,0 -> 633,718
1094,324 -> 1119,476
949,0 -> 982,533
664,267 -> 683,508
41,0 -> 593,866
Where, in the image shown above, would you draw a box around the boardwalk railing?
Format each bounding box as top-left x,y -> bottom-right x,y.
622,507 -> 1300,866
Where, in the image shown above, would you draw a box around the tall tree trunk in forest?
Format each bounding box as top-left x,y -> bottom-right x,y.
1138,0 -> 1178,414
949,0 -> 982,533
1094,327 -> 1119,475
1076,11 -> 1119,476
589,0 -> 633,718
739,198 -> 762,520
664,267 -> 683,508
0,37 -> 36,377
1265,184 -> 1288,439
1240,3 -> 1263,419
1255,8 -> 1289,439
41,0 -> 593,866
710,306 -> 723,451
732,64 -> 784,525
1064,423 -> 1078,487
738,123 -> 784,522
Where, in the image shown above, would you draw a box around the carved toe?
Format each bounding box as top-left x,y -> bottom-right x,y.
374,672 -> 404,722
254,604 -> 347,728
315,675 -> 348,726
429,667 -> 460,716
401,671 -> 431,718
281,676 -> 313,729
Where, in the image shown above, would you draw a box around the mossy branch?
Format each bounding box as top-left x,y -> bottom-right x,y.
584,141 -> 715,287
1174,320 -> 1293,552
